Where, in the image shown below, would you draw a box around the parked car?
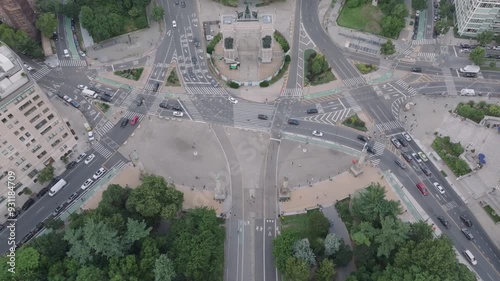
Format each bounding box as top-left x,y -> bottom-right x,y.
390,138 -> 402,148
412,152 -> 422,163
396,135 -> 408,147
420,165 -> 432,176
159,102 -> 170,109
88,131 -> 95,141
70,100 -> 81,108
461,228 -> 474,240
192,56 -> 197,64
93,167 -> 107,179
76,152 -> 87,163
37,187 -> 48,198
172,20 -> 177,28
172,105 -> 183,111
81,178 -> 94,190
52,205 -> 64,216
418,151 -> 428,162
401,132 -> 412,141
67,192 -> 79,204
173,111 -> 184,117
100,95 -> 112,102
438,216 -> 450,229
77,84 -> 87,90
258,114 -> 268,120
66,161 -> 77,169
22,198 -> 35,211
402,152 -> 413,162
357,135 -> 369,142
460,215 -> 473,227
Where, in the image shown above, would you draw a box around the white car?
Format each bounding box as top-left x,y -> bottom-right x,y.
172,20 -> 177,28
79,51 -> 86,57
390,138 -> 402,149
23,63 -> 34,71
63,49 -> 70,57
401,132 -> 412,142
418,151 -> 429,162
77,84 -> 87,90
63,95 -> 71,102
92,167 -> 107,180
173,111 -> 184,117
228,97 -> 238,104
493,45 -> 500,50
84,154 -> 95,164
312,130 -> 323,137
433,182 -> 445,194
81,178 -> 94,190
412,152 -> 422,163
76,152 -> 87,163
88,131 -> 95,141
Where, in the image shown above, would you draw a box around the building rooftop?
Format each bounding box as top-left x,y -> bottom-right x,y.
0,44 -> 30,105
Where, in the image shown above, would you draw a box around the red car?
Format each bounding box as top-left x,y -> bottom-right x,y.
130,115 -> 139,125
416,182 -> 429,196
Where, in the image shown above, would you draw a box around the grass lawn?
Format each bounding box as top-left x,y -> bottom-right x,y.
342,114 -> 368,132
114,68 -> 144,81
337,3 -> 383,35
96,102 -> 110,113
166,69 -> 181,86
303,49 -> 315,79
483,205 -> 500,223
281,209 -> 322,237
355,63 -> 378,74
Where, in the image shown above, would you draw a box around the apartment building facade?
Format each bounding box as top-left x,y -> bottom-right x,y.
0,44 -> 76,204
456,0 -> 500,37
0,0 -> 38,39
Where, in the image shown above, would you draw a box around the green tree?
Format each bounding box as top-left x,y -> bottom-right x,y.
30,232 -> 68,265
36,0 -> 60,13
469,47 -> 486,65
151,5 -> 165,23
293,238 -> 316,266
381,16 -> 404,38
332,240 -> 353,267
37,165 -> 54,184
351,183 -> 402,226
477,31 -> 494,46
380,39 -> 396,55
306,210 -> 330,241
108,255 -> 140,281
79,6 -> 94,30
316,259 -> 336,281
126,175 -> 183,220
283,257 -> 310,281
412,0 -> 427,10
488,104 -> 500,116
61,2 -> 80,19
435,19 -> 450,34
273,228 -> 299,272
374,216 -> 410,258
97,184 -> 131,217
15,247 -> 41,279
45,217 -> 65,230
153,254 -> 176,281
76,266 -> 107,281
36,13 -> 57,37
324,233 -> 342,256
407,221 -> 433,243
122,218 -> 151,250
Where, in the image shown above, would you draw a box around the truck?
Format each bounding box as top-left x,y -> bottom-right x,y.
82,89 -> 98,98
83,122 -> 92,131
459,65 -> 480,73
48,179 -> 67,196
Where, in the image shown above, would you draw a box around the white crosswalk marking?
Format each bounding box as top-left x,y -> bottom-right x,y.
344,95 -> 362,112
391,97 -> 407,119
180,98 -> 203,121
94,119 -> 114,137
343,77 -> 366,87
417,52 -> 438,59
280,88 -> 303,97
302,109 -> 352,125
367,141 -> 385,165
144,82 -> 160,91
110,160 -> 128,172
122,111 -> 147,122
30,65 -> 50,81
92,141 -> 113,158
186,86 -> 227,96
411,39 -> 437,45
402,49 -> 412,55
376,120 -> 403,132
233,102 -> 275,130
395,80 -> 418,95
59,59 -> 87,67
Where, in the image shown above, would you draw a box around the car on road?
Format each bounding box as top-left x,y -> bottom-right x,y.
81,178 -> 94,190
228,97 -> 238,104
88,131 -> 95,141
366,146 -> 376,154
22,198 -> 35,211
181,1 -> 186,7
493,45 -> 500,50
173,111 -> 184,117
172,20 -> 177,27
357,135 -> 369,142
63,95 -> 72,102
420,165 -> 431,176
76,153 -> 87,163
100,95 -> 112,102
288,119 -> 299,125
210,79 -> 219,88
77,84 -> 87,90
460,215 -> 473,227
395,158 -> 406,169
84,154 -> 95,164
154,83 -> 160,92
120,118 -> 129,128
463,250 -> 477,265
396,135 -> 408,147
159,102 -> 170,109
416,182 -> 429,196
437,216 -> 450,229
306,108 -> 318,114
174,0 -> 179,4
390,138 -> 402,148
79,51 -> 86,57
411,67 -> 422,73
33,222 -> 44,234
312,130 -> 323,137
461,228 -> 474,240
401,132 -> 412,142
188,69 -> 196,78
70,100 -> 80,108
258,114 -> 268,120
137,98 -> 144,106
57,92 -> 65,99
130,115 -> 139,125
102,91 -> 113,97
67,192 -> 79,204
464,72 -> 476,78
433,182 -> 445,194
415,10 -> 420,17
37,187 -> 48,198
93,167 -> 107,179
23,63 -> 34,71
66,161 -> 77,169
52,205 -> 64,216
402,152 -> 412,162
63,49 -> 70,57
418,151 -> 428,161
412,152 -> 422,163
192,56 -> 197,64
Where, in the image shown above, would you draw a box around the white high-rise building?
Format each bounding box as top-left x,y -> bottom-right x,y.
455,0 -> 500,37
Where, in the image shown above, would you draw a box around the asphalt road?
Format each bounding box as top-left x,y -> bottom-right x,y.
285,0 -> 302,90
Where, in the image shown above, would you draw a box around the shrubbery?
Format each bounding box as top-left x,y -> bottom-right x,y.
355,63 -> 378,74
227,81 -> 240,88
342,114 -> 367,131
260,81 -> 270,87
455,100 -> 500,123
432,136 -> 471,176
305,50 -> 335,85
207,32 -> 222,54
274,30 -> 290,53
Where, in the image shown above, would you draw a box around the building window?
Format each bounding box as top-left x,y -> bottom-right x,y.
14,152 -> 19,156
8,145 -> 14,151
15,157 -> 26,167
19,136 -> 26,142
32,95 -> 40,101
31,144 -> 42,153
20,126 -> 25,131
2,140 -> 6,145
25,143 -> 31,148
1,150 -> 7,155
21,163 -> 32,172
37,150 -> 47,159
35,119 -> 48,130
29,114 -> 41,123
51,139 -> 61,147
62,132 -> 68,138
58,126 -> 64,132
13,120 -> 18,125
24,106 -> 37,117
47,114 -> 55,120
7,114 -> 13,119
40,126 -> 52,135
7,124 -> 13,129
14,131 -> 19,136
42,108 -> 49,113
25,132 -> 31,137
31,138 -> 36,143
8,156 -> 14,161
37,101 -> 44,107
1,118 -> 6,123
18,100 -> 32,111
27,169 -> 39,179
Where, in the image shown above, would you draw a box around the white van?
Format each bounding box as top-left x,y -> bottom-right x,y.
460,89 -> 475,96
463,249 -> 477,265
63,49 -> 70,57
49,179 -> 67,196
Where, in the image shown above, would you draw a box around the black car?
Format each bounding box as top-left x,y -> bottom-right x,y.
192,56 -> 197,64
57,92 -> 65,99
100,95 -> 112,102
181,1 -> 186,7
402,152 -> 413,162
288,119 -> 299,125
258,114 -> 269,120
306,108 -> 318,114
432,31 -> 438,38
103,91 -> 113,97
464,72 -> 476,78
460,43 -> 471,49
66,161 -> 77,169
172,105 -> 183,111
420,165 -> 432,176
411,67 -> 422,73
159,102 -> 171,109
52,205 -> 64,216
366,146 -> 376,154
120,118 -> 129,128
437,216 -> 450,229
412,33 -> 417,40
188,69 -> 196,78
20,231 -> 36,245
137,98 -> 144,106
193,39 -> 200,47
9,209 -> 20,219
396,136 -> 408,147
357,135 -> 369,142
460,215 -> 473,227
154,83 -> 160,92
22,198 -> 35,211
33,222 -> 44,234
36,187 -> 49,198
